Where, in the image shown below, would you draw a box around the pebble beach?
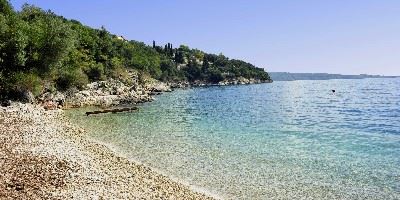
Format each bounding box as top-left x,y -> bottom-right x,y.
0,103 -> 216,199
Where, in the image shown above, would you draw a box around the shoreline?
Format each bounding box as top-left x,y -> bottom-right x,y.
30,72 -> 271,110
0,103 -> 218,199
1,79 -> 271,199
89,138 -> 224,199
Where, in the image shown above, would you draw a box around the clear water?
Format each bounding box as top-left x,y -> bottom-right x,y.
68,78 -> 400,199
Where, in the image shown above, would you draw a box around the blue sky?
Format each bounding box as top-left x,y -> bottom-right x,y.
10,0 -> 400,75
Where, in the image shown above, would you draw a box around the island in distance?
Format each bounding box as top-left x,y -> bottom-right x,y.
269,72 -> 399,81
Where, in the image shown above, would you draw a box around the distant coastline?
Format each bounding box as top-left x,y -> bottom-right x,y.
269,72 -> 399,81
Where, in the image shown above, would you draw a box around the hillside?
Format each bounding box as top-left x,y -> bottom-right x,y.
0,0 -> 271,102
269,72 -> 398,81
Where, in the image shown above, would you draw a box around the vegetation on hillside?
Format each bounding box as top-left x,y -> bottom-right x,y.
0,0 -> 271,100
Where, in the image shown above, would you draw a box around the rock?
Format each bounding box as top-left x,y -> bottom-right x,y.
21,90 -> 35,103
80,91 -> 91,97
43,101 -> 58,110
151,83 -> 170,92
37,92 -> 52,102
53,92 -> 65,107
64,73 -> 175,107
87,82 -> 99,90
1,100 -> 11,107
150,92 -> 162,96
218,82 -> 227,86
116,88 -> 124,95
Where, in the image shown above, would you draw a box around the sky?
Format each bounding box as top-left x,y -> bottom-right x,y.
10,0 -> 400,75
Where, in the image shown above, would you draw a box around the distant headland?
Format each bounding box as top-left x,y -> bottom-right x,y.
269,72 -> 399,81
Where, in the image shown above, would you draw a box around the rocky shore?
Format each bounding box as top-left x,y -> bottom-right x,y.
0,103 -> 216,199
188,77 -> 272,87
0,71 -> 271,199
35,72 -> 173,109
34,74 -> 270,110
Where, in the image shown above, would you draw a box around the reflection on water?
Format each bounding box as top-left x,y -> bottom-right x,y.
68,78 -> 400,199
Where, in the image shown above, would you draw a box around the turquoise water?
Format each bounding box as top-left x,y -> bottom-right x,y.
68,78 -> 400,199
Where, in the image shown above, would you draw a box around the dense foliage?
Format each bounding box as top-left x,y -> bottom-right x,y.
0,1 -> 270,100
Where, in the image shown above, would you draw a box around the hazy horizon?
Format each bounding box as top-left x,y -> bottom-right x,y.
10,0 -> 400,76
267,71 -> 399,76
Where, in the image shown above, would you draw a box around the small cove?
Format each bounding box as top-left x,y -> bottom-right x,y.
67,78 -> 400,199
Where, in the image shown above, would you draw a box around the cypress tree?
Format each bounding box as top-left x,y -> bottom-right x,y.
169,44 -> 173,56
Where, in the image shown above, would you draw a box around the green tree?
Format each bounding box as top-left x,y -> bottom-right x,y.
20,4 -> 76,74
0,13 -> 28,72
174,51 -> 184,64
0,1 -> 271,101
95,26 -> 114,63
0,0 -> 13,16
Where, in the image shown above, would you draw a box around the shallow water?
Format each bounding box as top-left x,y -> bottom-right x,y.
68,78 -> 400,199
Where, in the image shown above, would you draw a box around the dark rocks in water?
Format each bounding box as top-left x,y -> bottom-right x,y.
85,107 -> 138,116
151,88 -> 163,93
150,92 -> 162,96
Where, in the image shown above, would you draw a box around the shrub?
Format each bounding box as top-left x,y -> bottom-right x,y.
207,68 -> 224,83
85,63 -> 104,82
12,72 -> 42,96
106,57 -> 129,82
55,68 -> 88,91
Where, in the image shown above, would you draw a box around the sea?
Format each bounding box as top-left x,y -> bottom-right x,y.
67,78 -> 400,199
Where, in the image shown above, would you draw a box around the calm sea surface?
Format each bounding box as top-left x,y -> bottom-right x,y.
68,78 -> 400,199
